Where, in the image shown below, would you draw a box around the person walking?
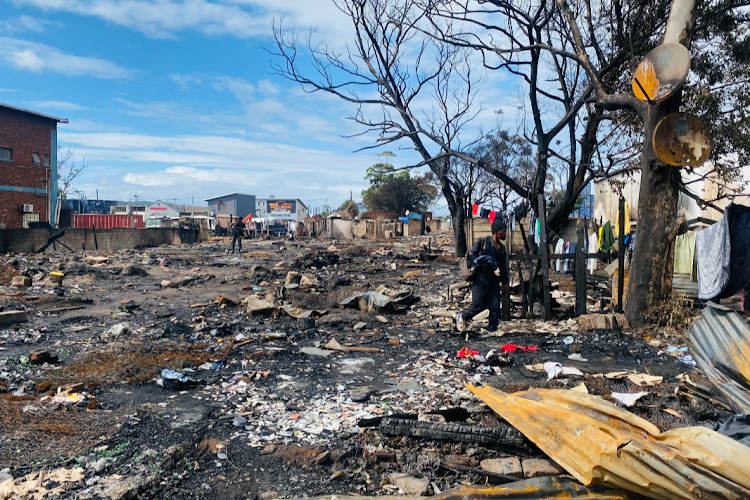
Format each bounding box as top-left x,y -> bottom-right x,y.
230,219 -> 244,254
457,219 -> 509,332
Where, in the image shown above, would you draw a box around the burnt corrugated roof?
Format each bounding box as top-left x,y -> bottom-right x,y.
0,102 -> 68,123
688,302 -> 750,413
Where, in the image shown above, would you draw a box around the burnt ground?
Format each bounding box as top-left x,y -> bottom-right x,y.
0,235 -> 730,500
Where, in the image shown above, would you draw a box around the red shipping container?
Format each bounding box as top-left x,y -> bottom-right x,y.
73,214 -> 145,229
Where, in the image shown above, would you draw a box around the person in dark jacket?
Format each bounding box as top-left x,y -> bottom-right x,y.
230,219 -> 244,254
457,218 -> 509,332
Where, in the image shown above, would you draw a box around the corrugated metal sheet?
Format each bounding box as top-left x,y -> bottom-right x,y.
468,385 -> 750,500
295,477 -> 632,500
688,302 -> 750,413
73,214 -> 145,229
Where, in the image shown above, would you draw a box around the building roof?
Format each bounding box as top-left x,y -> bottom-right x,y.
204,193 -> 255,202
0,102 -> 69,123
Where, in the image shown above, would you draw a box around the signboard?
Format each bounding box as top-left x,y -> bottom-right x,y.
257,199 -> 297,220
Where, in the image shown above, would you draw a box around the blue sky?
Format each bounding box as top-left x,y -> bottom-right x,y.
0,0 -> 520,213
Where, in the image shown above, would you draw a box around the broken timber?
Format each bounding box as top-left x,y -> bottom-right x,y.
377,418 -> 533,452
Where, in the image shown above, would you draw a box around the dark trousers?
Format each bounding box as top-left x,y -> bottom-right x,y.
462,280 -> 501,328
231,236 -> 242,253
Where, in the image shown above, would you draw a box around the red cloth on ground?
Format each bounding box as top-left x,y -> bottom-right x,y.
500,344 -> 539,353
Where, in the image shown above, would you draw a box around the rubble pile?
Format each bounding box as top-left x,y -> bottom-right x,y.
0,237 -> 745,500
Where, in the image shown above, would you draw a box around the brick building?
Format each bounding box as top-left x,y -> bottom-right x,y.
0,103 -> 68,228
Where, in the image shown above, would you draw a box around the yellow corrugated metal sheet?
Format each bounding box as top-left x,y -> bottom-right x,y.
294,477 -> 631,500
688,302 -> 750,413
468,385 -> 750,500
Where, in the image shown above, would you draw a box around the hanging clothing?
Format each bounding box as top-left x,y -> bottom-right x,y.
554,239 -> 564,272
598,222 -> 615,252
510,213 -> 516,232
480,207 -> 490,218
534,219 -> 541,248
472,204 -> 478,216
696,211 -> 731,300
588,232 -> 598,274
674,231 -> 697,279
489,211 -> 497,225
614,201 -> 631,237
563,242 -> 577,274
718,204 -> 750,299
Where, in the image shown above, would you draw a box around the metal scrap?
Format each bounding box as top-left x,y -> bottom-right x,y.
468,384 -> 750,500
291,476 -> 632,500
688,302 -> 750,413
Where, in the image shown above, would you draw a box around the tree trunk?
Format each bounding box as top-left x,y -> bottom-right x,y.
624,0 -> 695,326
453,205 -> 468,257
441,177 -> 468,257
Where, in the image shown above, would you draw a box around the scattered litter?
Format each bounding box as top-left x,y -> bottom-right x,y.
456,347 -> 479,358
611,392 -> 648,407
300,347 -> 334,357
500,344 -> 539,353
626,373 -> 663,387
156,369 -> 202,390
542,362 -> 584,380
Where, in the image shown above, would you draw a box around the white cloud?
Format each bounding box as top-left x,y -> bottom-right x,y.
5,14 -> 62,34
12,0 -> 352,40
212,76 -> 255,103
13,0 -> 270,39
63,118 -> 131,132
0,37 -> 133,78
11,49 -> 46,71
60,130 -> 375,205
27,100 -> 88,111
170,73 -> 204,90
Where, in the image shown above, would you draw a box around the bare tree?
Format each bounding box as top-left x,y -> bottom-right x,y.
268,0 -> 520,256
57,146 -> 88,200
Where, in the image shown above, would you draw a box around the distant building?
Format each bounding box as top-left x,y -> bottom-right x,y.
63,198 -> 119,215
110,202 -> 150,223
256,197 -> 308,222
571,183 -> 594,219
0,103 -> 68,228
178,206 -> 210,217
204,193 -> 256,218
146,200 -> 181,219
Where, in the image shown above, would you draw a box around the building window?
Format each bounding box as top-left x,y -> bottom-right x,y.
217,202 -> 227,212
23,213 -> 39,228
0,148 -> 11,162
43,154 -> 51,167
32,153 -> 41,165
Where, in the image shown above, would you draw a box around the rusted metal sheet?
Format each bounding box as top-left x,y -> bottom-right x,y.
468,385 -> 750,500
73,214 -> 145,229
688,302 -> 750,413
632,43 -> 691,103
293,476 -> 631,500
652,112 -> 712,167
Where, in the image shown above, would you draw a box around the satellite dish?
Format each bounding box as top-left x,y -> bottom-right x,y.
652,112 -> 712,167
417,184 -> 438,197
632,43 -> 691,103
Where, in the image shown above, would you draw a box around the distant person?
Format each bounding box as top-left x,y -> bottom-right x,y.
456,219 -> 509,333
230,220 -> 244,254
